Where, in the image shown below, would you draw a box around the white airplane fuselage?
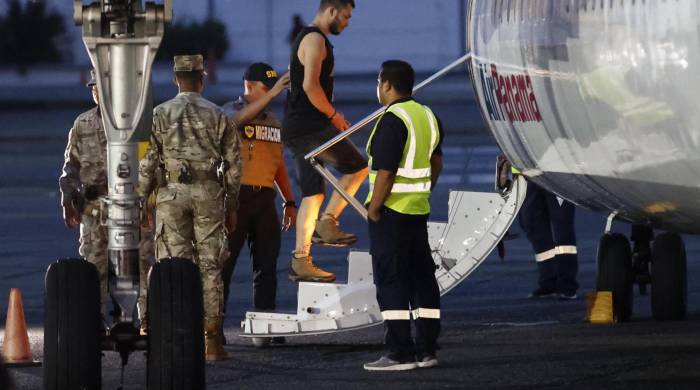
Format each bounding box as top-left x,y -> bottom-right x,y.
468,0 -> 700,233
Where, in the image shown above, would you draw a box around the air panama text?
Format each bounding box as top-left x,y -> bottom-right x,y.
478,63 -> 542,124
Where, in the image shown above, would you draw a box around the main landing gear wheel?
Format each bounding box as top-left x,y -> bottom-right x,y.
596,233 -> 634,322
147,258 -> 205,389
44,258 -> 102,390
651,233 -> 687,321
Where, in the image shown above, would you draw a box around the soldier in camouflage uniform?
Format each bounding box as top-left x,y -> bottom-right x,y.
138,55 -> 242,361
59,71 -> 155,325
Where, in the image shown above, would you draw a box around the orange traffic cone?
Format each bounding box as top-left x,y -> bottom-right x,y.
2,288 -> 36,366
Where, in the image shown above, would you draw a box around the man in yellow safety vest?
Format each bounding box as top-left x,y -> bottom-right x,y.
363,60 -> 444,371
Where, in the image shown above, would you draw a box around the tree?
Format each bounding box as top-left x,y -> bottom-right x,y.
156,19 -> 230,63
0,0 -> 67,71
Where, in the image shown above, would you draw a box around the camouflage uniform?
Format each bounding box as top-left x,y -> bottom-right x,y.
59,106 -> 155,319
138,62 -> 242,328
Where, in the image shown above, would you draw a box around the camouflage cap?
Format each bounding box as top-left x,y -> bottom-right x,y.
173,55 -> 205,72
86,69 -> 97,88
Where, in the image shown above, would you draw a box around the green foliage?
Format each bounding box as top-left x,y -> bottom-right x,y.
0,0 -> 67,68
157,19 -> 229,62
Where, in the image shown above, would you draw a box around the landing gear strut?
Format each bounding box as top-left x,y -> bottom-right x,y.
631,224 -> 653,296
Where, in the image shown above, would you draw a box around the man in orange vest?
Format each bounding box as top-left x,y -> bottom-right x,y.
221,64 -> 297,345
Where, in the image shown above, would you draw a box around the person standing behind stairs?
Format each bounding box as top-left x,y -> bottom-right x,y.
364,60 -> 444,371
514,168 -> 579,300
221,63 -> 296,328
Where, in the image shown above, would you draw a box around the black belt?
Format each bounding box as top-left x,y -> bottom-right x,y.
241,184 -> 274,193
165,169 -> 218,184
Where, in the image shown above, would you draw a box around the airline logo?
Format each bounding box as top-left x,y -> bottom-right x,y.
477,62 -> 542,123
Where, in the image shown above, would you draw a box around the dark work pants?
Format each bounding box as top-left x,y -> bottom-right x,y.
368,207 -> 441,359
222,186 -> 280,311
518,181 -> 579,295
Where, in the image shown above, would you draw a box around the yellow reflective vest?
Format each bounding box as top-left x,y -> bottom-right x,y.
366,100 -> 440,215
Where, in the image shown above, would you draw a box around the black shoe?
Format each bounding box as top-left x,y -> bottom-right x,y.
364,355 -> 417,371
528,287 -> 557,299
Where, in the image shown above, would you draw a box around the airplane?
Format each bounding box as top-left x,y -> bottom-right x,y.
468,0 -> 697,323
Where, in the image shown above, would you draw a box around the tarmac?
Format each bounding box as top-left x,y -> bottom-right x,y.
1,66 -> 700,389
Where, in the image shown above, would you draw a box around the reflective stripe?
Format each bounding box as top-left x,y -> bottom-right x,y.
392,107 -> 417,172
382,310 -> 411,320
425,107 -> 439,155
396,167 -> 431,178
535,246 -> 578,262
556,245 -> 578,255
391,182 -> 431,193
535,248 -> 556,262
412,308 -> 441,319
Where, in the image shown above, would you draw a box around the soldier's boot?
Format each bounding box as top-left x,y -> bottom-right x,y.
288,255 -> 336,283
311,214 -> 358,247
139,316 -> 148,336
205,319 -> 228,361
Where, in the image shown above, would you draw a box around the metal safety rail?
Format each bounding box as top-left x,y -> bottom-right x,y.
304,53 -> 473,220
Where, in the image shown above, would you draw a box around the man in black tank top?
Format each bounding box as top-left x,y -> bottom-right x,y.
283,0 -> 368,283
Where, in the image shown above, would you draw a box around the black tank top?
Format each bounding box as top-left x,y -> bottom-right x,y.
283,26 -> 335,141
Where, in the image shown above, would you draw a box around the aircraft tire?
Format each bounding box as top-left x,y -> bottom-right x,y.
147,258 -> 205,390
596,233 -> 634,322
651,233 -> 687,321
44,258 -> 102,390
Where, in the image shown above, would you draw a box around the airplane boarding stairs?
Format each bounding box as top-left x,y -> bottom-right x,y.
241,176 -> 527,338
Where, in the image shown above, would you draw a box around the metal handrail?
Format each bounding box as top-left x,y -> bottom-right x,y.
305,53 -> 473,220
305,53 -> 472,161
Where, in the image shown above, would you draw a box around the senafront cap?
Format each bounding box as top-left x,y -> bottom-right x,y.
86,69 -> 96,87
243,62 -> 278,89
174,55 -> 205,72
